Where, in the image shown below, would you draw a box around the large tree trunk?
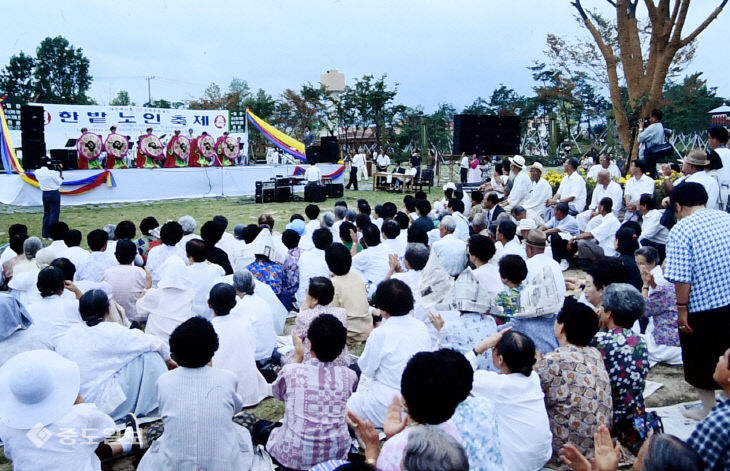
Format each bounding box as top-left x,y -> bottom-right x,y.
571,0 -> 726,173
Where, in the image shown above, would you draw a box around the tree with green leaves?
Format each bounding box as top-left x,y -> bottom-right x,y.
0,52 -> 36,101
561,1 -> 726,161
462,97 -> 490,115
662,73 -> 725,133
349,74 -> 399,147
243,89 -> 276,120
33,36 -> 92,104
110,90 -> 133,106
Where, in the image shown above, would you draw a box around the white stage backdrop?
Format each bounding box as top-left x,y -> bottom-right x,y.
36,104 -> 230,150
0,164 -> 344,207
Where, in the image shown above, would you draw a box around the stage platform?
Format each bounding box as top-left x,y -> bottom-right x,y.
0,164 -> 345,206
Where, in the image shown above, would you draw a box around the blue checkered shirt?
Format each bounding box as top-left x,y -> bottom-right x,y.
664,209 -> 730,313
687,398 -> 730,471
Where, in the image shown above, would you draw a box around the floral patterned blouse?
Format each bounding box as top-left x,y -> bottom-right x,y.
590,328 -> 649,426
646,283 -> 680,346
282,247 -> 301,308
247,258 -> 284,295
535,344 -> 613,469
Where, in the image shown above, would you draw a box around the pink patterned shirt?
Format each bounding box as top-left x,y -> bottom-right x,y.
267,359 -> 358,470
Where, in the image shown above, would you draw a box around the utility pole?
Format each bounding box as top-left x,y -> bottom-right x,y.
145,76 -> 156,105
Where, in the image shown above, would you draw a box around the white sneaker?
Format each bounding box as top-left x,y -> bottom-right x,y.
560,260 -> 570,272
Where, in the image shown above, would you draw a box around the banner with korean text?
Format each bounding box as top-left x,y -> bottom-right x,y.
37,104 -> 230,149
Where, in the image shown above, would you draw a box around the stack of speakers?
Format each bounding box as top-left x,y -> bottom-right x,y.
21,105 -> 46,170
255,180 -> 276,203
453,115 -> 521,156
304,136 -> 339,164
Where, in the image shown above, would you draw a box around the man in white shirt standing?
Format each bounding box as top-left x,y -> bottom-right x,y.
587,153 -> 621,180
376,149 -> 390,172
545,158 -> 587,218
505,155 -> 531,210
576,169 -> 624,231
459,153 -> 469,184
303,161 -> 322,185
624,160 -> 656,221
521,162 -> 553,218
707,126 -> 730,211
35,157 -> 64,239
570,197 -> 621,263
638,194 -> 669,261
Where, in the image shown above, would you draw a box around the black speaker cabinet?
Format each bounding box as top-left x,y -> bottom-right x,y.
21,105 -> 45,139
255,188 -> 275,204
327,183 -> 344,198
305,145 -> 321,164
50,149 -> 78,170
321,136 -> 339,163
453,115 -> 520,155
275,186 -> 291,203
22,139 -> 46,170
304,184 -> 327,202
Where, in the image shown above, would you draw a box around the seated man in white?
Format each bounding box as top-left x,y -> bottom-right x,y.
505,155 -> 531,210
447,198 -> 471,241
545,157 -> 587,218
624,159 -> 655,221
541,202 -> 581,270
352,224 -> 392,298
570,197 -> 621,263
576,169 -> 624,231
587,153 -> 621,180
496,219 -> 526,261
432,216 -> 468,277
521,162 -> 553,219
346,279 -> 431,429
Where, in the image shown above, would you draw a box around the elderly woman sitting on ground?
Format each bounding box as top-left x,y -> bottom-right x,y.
535,298 -> 613,468
56,289 -> 174,421
591,283 -> 650,454
634,246 -> 682,366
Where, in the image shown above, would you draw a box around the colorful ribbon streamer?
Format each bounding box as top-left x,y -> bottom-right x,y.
292,165 -> 345,179
246,108 -> 307,161
0,97 -> 115,195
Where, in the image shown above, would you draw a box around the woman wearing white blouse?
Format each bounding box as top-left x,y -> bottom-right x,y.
467,328 -> 553,471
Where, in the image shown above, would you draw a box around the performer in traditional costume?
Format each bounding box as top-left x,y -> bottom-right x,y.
76,128 -> 103,170
214,132 -> 238,167
164,130 -> 190,168
104,126 -> 129,169
189,132 -> 214,167
136,128 -> 163,168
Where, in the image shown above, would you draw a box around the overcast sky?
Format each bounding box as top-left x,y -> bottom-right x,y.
4,0 -> 728,112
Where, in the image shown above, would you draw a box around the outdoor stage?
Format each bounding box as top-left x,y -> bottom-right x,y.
0,164 -> 345,206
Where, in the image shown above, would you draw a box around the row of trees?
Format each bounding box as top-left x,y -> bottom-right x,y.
2,0 -> 729,162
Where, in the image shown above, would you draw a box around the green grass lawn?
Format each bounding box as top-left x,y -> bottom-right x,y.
0,189 -> 426,247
